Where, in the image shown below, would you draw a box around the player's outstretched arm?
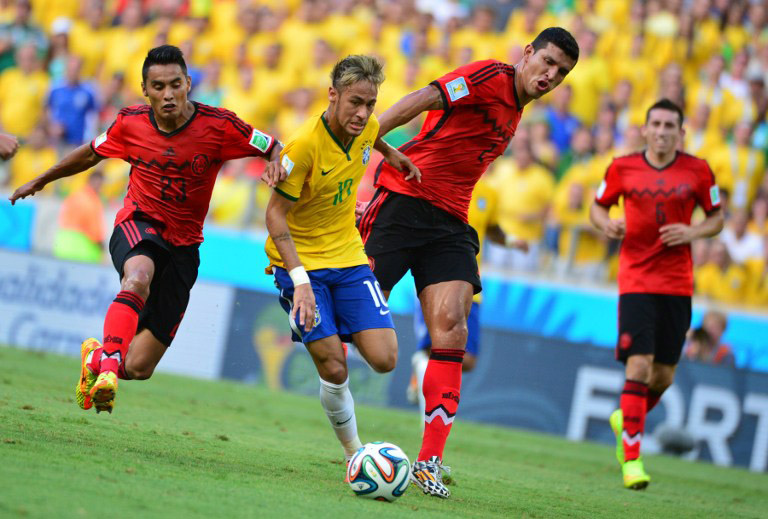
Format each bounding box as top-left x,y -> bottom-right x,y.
373,136 -> 421,182
659,209 -> 724,247
266,191 -> 315,332
0,132 -> 19,160
375,84 -> 443,138
9,143 -> 103,205
589,202 -> 626,239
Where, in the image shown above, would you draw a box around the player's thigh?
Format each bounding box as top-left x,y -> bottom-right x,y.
138,244 -> 200,347
411,230 -> 481,297
352,327 -> 398,373
616,293 -> 657,364
125,328 -> 167,379
305,334 -> 348,384
653,294 -> 692,366
418,280 -> 474,348
109,219 -> 170,282
274,267 -> 339,345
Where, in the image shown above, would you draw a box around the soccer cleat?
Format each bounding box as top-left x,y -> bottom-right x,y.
622,458 -> 651,490
410,456 -> 451,498
609,409 -> 624,465
90,371 -> 118,414
75,338 -> 101,410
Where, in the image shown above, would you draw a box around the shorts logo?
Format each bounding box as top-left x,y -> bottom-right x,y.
191,153 -> 210,175
249,129 -> 273,153
362,145 -> 371,165
619,332 -> 633,350
710,185 -> 720,206
94,131 -> 108,148
446,77 -> 469,102
145,227 -> 156,235
281,154 -> 295,175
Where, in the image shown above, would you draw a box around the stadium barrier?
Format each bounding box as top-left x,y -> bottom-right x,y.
223,287 -> 768,473
0,249 -> 234,379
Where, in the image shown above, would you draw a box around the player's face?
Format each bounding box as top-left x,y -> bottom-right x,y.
142,64 -> 191,122
643,109 -> 683,155
329,80 -> 378,137
520,42 -> 576,100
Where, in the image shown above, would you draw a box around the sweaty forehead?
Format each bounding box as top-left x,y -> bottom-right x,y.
146,64 -> 185,83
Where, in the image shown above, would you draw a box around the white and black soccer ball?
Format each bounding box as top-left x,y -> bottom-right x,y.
346,441 -> 411,502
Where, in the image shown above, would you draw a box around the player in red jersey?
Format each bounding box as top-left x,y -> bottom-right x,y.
9,45 -> 284,413
590,99 -> 724,490
357,27 -> 579,498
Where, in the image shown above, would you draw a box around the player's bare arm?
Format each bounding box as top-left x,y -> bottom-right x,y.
260,141 -> 287,188
589,202 -> 626,239
487,224 -> 529,251
659,208 -> 724,247
375,84 -> 443,138
0,132 -> 19,160
9,143 -> 103,204
265,191 -> 315,332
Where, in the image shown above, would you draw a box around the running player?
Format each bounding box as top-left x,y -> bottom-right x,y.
9,45 -> 284,413
264,55 -> 418,468
358,27 -> 579,498
408,180 -> 528,420
590,99 -> 723,490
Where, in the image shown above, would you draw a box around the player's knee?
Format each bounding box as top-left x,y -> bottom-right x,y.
122,272 -> 151,300
625,355 -> 652,382
125,359 -> 156,380
319,361 -> 348,385
370,348 -> 397,373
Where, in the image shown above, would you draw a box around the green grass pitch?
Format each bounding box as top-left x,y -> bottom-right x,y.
1,346 -> 766,518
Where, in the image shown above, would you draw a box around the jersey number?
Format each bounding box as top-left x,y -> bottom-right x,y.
333,179 -> 353,206
161,176 -> 187,203
363,280 -> 389,313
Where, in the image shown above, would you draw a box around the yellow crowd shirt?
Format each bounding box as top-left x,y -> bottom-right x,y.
467,179 -> 499,304
489,160 -> 554,242
265,113 -> 377,270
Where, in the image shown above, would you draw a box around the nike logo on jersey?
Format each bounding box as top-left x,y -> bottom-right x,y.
321,166 -> 336,176
379,308 -> 390,316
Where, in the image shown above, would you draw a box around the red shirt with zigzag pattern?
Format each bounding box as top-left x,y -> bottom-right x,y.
596,151 -> 721,295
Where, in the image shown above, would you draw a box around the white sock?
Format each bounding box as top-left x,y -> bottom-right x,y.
319,377 -> 363,460
412,350 -> 429,432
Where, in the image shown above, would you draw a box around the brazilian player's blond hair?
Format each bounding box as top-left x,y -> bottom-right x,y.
330,55 -> 385,91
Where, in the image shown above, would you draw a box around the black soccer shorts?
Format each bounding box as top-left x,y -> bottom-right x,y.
359,188 -> 481,295
109,217 -> 200,346
616,293 -> 692,365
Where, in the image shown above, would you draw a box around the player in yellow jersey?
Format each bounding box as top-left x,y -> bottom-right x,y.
264,55 -> 419,473
406,179 -> 528,427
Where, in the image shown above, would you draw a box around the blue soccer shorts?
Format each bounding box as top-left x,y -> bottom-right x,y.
274,265 -> 395,344
413,300 -> 480,356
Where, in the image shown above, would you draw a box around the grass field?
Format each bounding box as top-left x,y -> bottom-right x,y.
1,346 -> 766,518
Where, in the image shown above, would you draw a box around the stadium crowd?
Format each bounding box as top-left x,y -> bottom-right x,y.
1,0 -> 768,309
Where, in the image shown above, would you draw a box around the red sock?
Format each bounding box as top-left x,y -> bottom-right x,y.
647,389 -> 662,413
418,348 -> 464,462
86,346 -> 102,374
621,379 -> 648,462
101,290 -> 144,376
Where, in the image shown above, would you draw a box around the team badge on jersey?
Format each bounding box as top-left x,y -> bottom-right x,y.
446,77 -> 469,102
93,131 -> 108,149
249,129 -> 273,152
362,145 -> 371,165
281,154 -> 295,175
710,185 -> 720,206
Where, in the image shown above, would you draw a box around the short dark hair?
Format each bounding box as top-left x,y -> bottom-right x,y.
690,327 -> 713,348
646,98 -> 684,126
531,27 -> 579,62
142,45 -> 187,82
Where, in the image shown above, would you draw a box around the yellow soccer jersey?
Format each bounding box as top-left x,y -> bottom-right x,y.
266,113 -> 378,271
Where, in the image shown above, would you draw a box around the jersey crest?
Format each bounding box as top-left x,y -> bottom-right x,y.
446,77 -> 469,102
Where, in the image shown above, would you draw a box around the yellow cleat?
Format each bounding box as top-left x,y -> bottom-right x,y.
622,458 -> 651,490
609,409 -> 624,465
90,371 -> 118,414
75,338 -> 101,410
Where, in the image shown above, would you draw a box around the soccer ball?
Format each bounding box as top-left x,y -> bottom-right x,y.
346,441 -> 411,502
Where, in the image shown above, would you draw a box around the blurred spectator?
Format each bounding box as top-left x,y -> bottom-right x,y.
683,103 -> 723,163
193,60 -> 223,107
0,0 -> 47,73
0,130 -> 18,160
745,235 -> 768,305
0,43 -> 49,138
53,170 -> 105,263
695,241 -> 748,304
47,17 -> 71,84
47,55 -> 98,148
720,208 -> 764,264
486,133 -> 554,271
687,54 -> 738,133
69,0 -> 107,79
684,326 -> 735,366
545,84 -> 580,154
710,122 -> 764,210
566,29 -> 610,126
8,124 -> 55,192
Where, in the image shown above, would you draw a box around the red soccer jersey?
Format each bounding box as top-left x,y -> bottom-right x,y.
91,102 -> 276,246
375,60 -> 523,223
595,151 -> 721,296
